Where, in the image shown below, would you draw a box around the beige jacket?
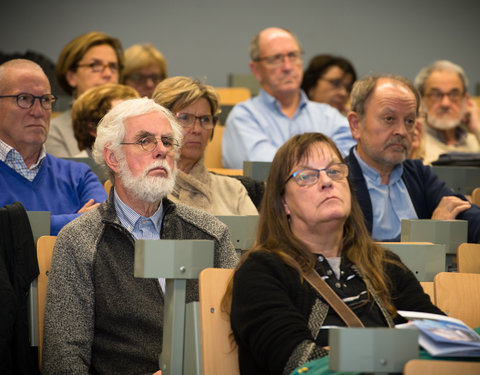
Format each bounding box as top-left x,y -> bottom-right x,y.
169,156 -> 258,215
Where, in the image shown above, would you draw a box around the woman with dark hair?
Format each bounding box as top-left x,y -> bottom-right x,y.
224,132 -> 443,375
301,54 -> 356,115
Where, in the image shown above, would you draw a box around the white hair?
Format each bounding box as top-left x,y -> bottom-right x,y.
92,97 -> 183,181
414,60 -> 469,96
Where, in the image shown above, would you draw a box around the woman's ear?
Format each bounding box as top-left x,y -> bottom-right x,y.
282,197 -> 291,215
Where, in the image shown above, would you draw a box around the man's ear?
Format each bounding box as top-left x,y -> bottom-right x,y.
347,111 -> 361,140
104,147 -> 119,174
250,61 -> 262,83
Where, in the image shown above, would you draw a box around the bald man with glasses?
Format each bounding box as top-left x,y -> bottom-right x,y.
0,59 -> 107,235
222,27 -> 355,169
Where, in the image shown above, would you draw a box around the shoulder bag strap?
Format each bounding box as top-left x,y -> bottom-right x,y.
303,268 -> 364,328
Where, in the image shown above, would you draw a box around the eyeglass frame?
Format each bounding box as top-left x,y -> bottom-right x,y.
320,77 -> 353,93
285,163 -> 349,186
120,135 -> 180,153
253,50 -> 304,67
0,92 -> 57,110
76,60 -> 120,73
175,112 -> 218,130
424,89 -> 465,103
125,73 -> 164,85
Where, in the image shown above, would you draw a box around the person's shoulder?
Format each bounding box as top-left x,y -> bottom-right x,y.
167,200 -> 229,238
45,154 -> 91,172
209,172 -> 245,190
49,109 -> 71,128
56,204 -> 103,243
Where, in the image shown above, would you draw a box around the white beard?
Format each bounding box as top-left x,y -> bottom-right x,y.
425,101 -> 466,131
117,155 -> 177,204
427,114 -> 460,130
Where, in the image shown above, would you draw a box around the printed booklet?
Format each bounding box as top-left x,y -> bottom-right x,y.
397,310 -> 480,357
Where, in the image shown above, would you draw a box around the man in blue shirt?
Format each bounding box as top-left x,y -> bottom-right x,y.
346,74 -> 480,243
0,59 -> 107,235
222,27 -> 355,169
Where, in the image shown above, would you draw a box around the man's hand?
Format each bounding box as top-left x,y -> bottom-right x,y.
77,198 -> 101,214
462,97 -> 480,135
431,196 -> 471,220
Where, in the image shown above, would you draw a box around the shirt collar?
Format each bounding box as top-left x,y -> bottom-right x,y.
0,139 -> 46,166
353,146 -> 403,185
425,121 -> 468,145
113,189 -> 164,234
258,88 -> 309,113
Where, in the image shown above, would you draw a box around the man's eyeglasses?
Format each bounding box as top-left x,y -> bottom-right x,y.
321,78 -> 353,93
286,163 -> 349,186
120,135 -> 180,153
425,90 -> 464,103
175,113 -> 218,130
126,73 -> 163,85
77,61 -> 120,73
254,51 -> 304,67
0,93 -> 57,110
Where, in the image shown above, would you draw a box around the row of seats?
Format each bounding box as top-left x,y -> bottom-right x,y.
34,242 -> 480,372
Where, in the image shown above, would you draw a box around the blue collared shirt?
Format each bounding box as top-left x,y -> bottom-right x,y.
222,88 -> 356,169
0,139 -> 46,181
353,148 -> 418,241
114,190 -> 166,291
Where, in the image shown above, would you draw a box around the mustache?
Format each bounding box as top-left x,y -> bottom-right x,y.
143,159 -> 172,177
385,135 -> 409,150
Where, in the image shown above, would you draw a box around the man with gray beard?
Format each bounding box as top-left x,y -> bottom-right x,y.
414,60 -> 480,164
42,98 -> 238,375
345,74 -> 480,242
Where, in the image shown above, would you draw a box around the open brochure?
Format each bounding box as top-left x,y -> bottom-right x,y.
396,310 -> 480,357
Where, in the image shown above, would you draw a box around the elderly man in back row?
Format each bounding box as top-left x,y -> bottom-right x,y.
413,60 -> 480,164
222,27 -> 355,169
346,74 -> 480,243
0,59 -> 107,235
43,98 -> 238,374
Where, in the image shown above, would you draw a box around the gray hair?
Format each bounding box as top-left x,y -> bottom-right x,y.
350,73 -> 420,120
414,60 -> 469,96
92,97 -> 183,180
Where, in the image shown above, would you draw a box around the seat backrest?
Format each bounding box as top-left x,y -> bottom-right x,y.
420,281 -> 435,304
434,272 -> 480,328
457,243 -> 480,273
404,359 -> 480,375
104,179 -> 112,196
36,235 -> 56,369
199,268 -> 239,375
215,87 -> 251,106
471,187 -> 480,206
204,124 -> 226,169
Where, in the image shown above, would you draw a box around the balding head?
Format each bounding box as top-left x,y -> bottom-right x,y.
0,59 -> 49,94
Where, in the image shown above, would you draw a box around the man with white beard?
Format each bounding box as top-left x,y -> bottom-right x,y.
414,60 -> 480,164
42,98 -> 238,375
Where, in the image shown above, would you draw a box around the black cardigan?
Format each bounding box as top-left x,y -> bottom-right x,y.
230,251 -> 443,375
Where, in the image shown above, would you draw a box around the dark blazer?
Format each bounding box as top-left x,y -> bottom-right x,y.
347,147 -> 480,243
0,202 -> 39,375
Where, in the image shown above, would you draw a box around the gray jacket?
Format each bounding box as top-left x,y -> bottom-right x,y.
42,192 -> 238,374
